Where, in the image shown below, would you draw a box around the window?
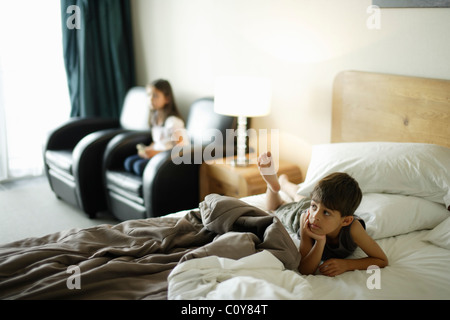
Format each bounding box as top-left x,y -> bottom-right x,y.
0,1 -> 70,181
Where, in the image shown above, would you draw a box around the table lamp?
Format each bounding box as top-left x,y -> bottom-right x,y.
214,76 -> 272,166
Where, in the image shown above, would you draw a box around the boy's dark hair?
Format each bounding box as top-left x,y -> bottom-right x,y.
310,172 -> 362,217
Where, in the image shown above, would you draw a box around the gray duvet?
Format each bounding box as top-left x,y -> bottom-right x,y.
0,194 -> 299,300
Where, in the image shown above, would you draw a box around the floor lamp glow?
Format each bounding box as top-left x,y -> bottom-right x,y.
214,76 -> 272,167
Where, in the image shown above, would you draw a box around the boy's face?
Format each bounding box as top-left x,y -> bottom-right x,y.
307,200 -> 353,238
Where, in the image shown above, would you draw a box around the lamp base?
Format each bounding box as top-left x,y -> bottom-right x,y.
234,115 -> 249,167
230,158 -> 250,167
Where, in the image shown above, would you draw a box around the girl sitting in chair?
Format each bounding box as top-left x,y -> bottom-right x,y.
124,79 -> 187,176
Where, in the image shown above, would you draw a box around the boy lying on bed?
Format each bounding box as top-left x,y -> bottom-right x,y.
258,152 -> 388,277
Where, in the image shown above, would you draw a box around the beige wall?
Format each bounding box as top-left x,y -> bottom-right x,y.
130,0 -> 450,175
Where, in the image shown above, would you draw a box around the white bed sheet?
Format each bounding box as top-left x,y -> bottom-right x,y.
307,230 -> 450,299
167,193 -> 450,300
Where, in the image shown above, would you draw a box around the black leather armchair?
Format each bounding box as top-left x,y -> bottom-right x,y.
102,97 -> 236,221
43,87 -> 149,218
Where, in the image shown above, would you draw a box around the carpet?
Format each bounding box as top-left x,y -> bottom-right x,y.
0,176 -> 118,244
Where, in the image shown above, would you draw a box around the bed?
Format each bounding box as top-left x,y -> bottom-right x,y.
0,71 -> 449,300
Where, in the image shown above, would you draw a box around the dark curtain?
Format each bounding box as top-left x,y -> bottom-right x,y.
61,0 -> 136,118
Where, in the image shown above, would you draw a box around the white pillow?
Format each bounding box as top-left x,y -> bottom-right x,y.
297,142 -> 450,209
120,87 -> 150,130
423,217 -> 450,250
355,193 -> 449,240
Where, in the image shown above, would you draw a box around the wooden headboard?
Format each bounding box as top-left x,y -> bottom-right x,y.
332,71 -> 450,148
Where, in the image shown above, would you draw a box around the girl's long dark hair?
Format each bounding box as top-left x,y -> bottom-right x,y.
147,79 -> 183,127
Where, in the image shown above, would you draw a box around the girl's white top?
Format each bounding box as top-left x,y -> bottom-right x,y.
151,116 -> 188,151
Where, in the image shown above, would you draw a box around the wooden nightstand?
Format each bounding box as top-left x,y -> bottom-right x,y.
200,157 -> 303,200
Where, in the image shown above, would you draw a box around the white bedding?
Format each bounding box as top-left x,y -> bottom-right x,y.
168,142 -> 450,300
168,229 -> 450,300
168,250 -> 313,300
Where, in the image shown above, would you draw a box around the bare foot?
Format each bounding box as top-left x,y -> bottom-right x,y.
258,152 -> 280,192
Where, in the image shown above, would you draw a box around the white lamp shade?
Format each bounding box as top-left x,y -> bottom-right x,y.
214,76 -> 272,117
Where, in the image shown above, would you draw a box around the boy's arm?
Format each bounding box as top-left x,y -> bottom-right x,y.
319,220 -> 388,277
348,220 -> 388,269
298,238 -> 326,275
298,212 -> 326,275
